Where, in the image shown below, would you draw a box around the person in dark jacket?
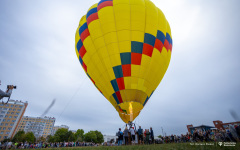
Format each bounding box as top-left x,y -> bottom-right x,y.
117,128 -> 123,146
138,126 -> 143,144
150,127 -> 154,144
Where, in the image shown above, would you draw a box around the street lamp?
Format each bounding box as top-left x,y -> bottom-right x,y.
161,127 -> 164,137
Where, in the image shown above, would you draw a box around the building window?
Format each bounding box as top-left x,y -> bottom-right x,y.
3,119 -> 5,121
0,131 -> 3,134
0,123 -> 3,126
9,108 -> 12,110
8,128 -> 12,130
11,105 -> 13,107
11,112 -> 14,114
4,136 -> 8,139
9,116 -> 12,118
7,119 -> 10,122
5,115 -> 8,118
1,111 -> 5,114
17,109 -> 21,111
16,113 -> 19,115
14,116 -> 17,118
10,124 -> 14,126
3,127 -> 6,130
7,112 -> 10,114
0,115 -> 3,118
12,120 -> 16,122
19,106 -> 23,108
15,105 -> 18,108
13,109 -> 16,111
5,123 -> 8,126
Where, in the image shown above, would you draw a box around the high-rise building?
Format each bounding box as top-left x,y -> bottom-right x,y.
51,125 -> 69,135
0,100 -> 28,141
16,116 -> 55,138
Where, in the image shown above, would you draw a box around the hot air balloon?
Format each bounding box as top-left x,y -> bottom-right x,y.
75,0 -> 172,123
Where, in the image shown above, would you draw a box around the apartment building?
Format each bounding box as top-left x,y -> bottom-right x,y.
16,116 -> 55,138
0,100 -> 28,141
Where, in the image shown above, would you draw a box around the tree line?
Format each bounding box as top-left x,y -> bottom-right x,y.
2,129 -> 104,144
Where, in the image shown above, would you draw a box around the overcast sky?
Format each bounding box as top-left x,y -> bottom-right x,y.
0,0 -> 240,136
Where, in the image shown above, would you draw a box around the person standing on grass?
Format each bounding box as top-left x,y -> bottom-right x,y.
129,127 -> 136,145
145,129 -> 150,144
124,127 -> 129,145
117,128 -> 123,146
144,129 -> 147,144
138,126 -> 143,145
150,127 -> 154,144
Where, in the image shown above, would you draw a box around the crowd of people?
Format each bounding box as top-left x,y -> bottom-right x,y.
160,124 -> 240,144
116,124 -> 240,145
0,124 -> 239,149
116,126 -> 155,145
0,141 -> 99,149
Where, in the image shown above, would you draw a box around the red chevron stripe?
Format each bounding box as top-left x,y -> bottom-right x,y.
79,46 -> 86,58
87,13 -> 99,25
80,29 -> 90,42
97,1 -> 113,11
115,91 -> 123,103
154,38 -> 164,53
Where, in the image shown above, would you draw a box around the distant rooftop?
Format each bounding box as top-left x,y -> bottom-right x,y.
189,125 -> 214,129
54,125 -> 69,128
4,99 -> 28,105
23,116 -> 55,120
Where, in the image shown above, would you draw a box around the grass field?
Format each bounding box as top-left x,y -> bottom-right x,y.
43,143 -> 240,150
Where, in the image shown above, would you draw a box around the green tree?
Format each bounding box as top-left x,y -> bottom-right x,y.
38,136 -> 46,142
24,132 -> 35,143
2,138 -> 11,143
84,131 -> 97,143
54,128 -> 68,142
75,129 -> 84,142
47,135 -> 55,143
66,131 -> 75,142
12,130 -> 25,142
94,130 -> 104,143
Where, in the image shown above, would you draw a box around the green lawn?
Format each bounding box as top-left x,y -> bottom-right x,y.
43,143 -> 240,150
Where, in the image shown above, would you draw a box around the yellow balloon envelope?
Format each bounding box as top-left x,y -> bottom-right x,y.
75,0 -> 172,123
